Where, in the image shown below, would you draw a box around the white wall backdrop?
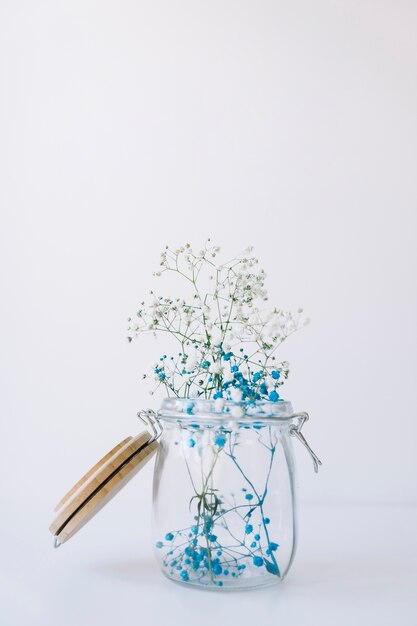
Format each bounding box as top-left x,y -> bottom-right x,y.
1,0 -> 416,540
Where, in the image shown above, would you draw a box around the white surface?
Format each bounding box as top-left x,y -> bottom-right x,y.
2,499 -> 416,626
1,1 -> 417,624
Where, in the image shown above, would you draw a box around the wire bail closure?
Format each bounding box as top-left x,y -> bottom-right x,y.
138,407 -> 321,473
137,408 -> 162,444
290,412 -> 322,473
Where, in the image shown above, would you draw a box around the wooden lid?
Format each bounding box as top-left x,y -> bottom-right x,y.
49,432 -> 158,545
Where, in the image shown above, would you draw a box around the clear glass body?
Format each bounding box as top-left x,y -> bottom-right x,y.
152,398 -> 300,591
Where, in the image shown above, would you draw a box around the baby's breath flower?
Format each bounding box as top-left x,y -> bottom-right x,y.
223,370 -> 234,383
127,242 -> 307,402
230,387 -> 243,403
231,405 -> 244,418
209,362 -> 223,375
214,397 -> 225,413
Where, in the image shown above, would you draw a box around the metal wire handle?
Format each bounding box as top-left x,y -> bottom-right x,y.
137,408 -> 162,443
289,412 -> 322,473
138,407 -> 321,473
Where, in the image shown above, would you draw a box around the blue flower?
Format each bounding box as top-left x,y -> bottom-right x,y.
268,390 -> 279,402
201,360 -> 210,369
252,371 -> 261,383
253,556 -> 264,567
264,517 -> 270,524
231,365 -> 238,372
269,542 -> 279,551
223,352 -> 233,361
209,534 -> 217,542
213,391 -> 223,399
155,541 -> 163,548
245,524 -> 253,534
187,438 -> 196,447
245,493 -> 254,501
180,571 -> 189,582
271,370 -> 280,380
165,532 -> 174,541
214,433 -> 226,447
254,534 -> 260,540
260,382 -> 268,395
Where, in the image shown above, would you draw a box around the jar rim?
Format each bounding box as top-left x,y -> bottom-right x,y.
157,397 -> 295,422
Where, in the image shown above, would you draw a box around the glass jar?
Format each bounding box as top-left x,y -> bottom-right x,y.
151,398 -> 318,591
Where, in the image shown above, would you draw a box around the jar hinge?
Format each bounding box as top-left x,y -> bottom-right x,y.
290,412 -> 322,473
137,408 -> 163,443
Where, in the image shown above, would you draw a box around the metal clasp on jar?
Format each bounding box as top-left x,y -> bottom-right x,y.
290,412 -> 322,473
137,408 -> 163,443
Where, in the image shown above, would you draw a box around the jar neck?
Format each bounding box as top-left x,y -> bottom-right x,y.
157,397 -> 295,425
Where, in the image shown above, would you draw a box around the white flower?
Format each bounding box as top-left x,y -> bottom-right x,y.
186,355 -> 196,370
214,398 -> 225,413
265,375 -> 274,388
129,242 -> 306,400
223,370 -> 234,383
230,387 -> 242,402
231,405 -> 244,418
209,362 -> 222,375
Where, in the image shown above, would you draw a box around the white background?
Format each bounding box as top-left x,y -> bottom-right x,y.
1,1 -> 416,625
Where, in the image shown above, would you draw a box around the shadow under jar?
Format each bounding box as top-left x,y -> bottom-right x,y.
152,398 -> 304,591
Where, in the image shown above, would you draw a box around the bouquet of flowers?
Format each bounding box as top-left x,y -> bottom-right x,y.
128,240 -> 308,409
